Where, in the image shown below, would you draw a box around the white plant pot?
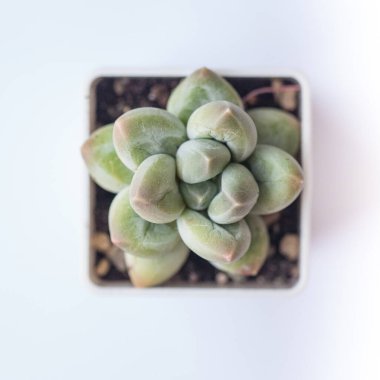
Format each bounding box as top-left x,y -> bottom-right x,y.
85,69 -> 311,293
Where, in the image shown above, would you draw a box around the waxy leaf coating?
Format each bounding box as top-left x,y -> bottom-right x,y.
208,163 -> 259,224
212,214 -> 269,276
81,125 -> 133,193
114,107 -> 186,171
246,145 -> 304,215
177,209 -> 251,263
109,186 -> 181,257
248,108 -> 300,156
167,67 -> 243,124
130,154 -> 185,224
125,240 -> 189,288
187,101 -> 257,162
176,139 -> 231,184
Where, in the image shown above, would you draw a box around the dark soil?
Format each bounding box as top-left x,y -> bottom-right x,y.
90,75 -> 302,288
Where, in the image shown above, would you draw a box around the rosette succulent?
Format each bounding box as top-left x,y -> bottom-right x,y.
82,68 -> 304,287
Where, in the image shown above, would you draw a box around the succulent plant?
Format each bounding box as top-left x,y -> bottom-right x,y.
82,68 -> 304,287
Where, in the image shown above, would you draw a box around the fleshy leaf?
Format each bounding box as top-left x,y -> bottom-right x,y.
208,163 -> 259,224
187,101 -> 257,162
113,107 -> 186,171
109,186 -> 181,256
245,145 -> 304,215
129,154 -> 185,224
247,108 -> 300,156
167,67 -> 243,124
212,214 -> 269,276
176,139 -> 231,184
81,125 -> 133,193
177,209 -> 251,263
179,180 -> 218,211
125,239 -> 189,288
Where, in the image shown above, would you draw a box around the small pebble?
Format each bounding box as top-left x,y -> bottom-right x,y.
279,234 -> 300,261
95,258 -> 111,277
107,102 -> 128,120
188,272 -> 199,283
262,212 -> 281,226
148,84 -> 169,107
230,274 -> 247,284
277,91 -> 298,111
215,272 -> 229,285
106,245 -> 127,273
290,265 -> 300,279
271,79 -> 298,111
90,232 -> 111,252
113,78 -> 130,96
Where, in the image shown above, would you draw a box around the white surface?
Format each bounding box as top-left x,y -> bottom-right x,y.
1,1 -> 379,379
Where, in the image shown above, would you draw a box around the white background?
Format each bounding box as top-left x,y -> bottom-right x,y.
1,1 -> 380,379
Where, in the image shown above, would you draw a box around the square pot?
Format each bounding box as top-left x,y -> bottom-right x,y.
86,69 -> 311,291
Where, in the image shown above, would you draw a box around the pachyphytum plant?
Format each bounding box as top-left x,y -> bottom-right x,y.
82,68 -> 304,287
